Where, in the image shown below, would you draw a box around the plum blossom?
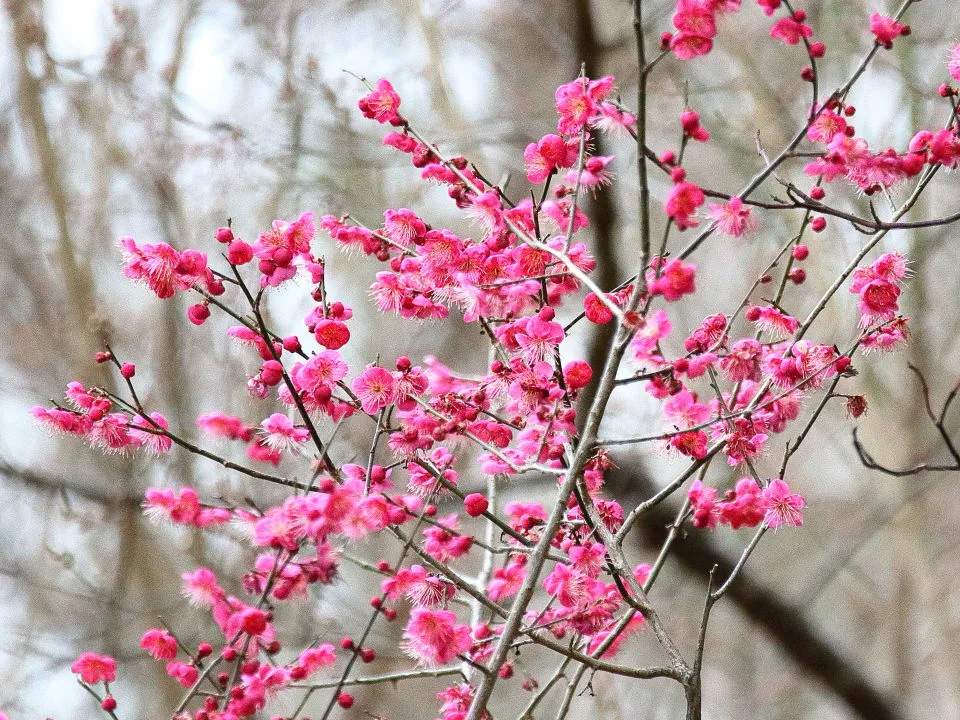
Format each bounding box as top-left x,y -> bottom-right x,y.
358,78 -> 402,124
71,652 -> 116,684
258,413 -> 309,454
664,181 -> 705,229
402,609 -> 473,666
352,365 -> 398,414
708,197 -> 758,237
761,479 -> 806,528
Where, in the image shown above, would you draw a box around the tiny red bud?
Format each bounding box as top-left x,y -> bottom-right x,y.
759,274 -> 773,284
809,186 -> 825,200
660,150 -> 676,165
792,244 -> 809,261
217,671 -> 230,686
745,306 -> 762,322
788,268 -> 807,284
101,696 -> 117,712
809,41 -> 825,58
836,356 -> 852,373
801,66 -> 815,81
266,640 -> 281,655
340,637 -> 355,651
282,336 -> 301,353
120,363 -> 136,379
197,642 -> 213,659
359,647 -> 376,663
370,596 -> 382,609
222,647 -> 237,662
215,226 -> 234,243
810,216 -> 827,232
94,351 -> 112,363
660,31 -> 673,50
792,9 -> 806,21
670,167 -> 686,183
337,693 -> 354,709
424,503 -> 437,516
843,105 -> 856,117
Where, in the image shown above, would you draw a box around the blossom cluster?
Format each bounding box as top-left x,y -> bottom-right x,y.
32,13 -> 960,714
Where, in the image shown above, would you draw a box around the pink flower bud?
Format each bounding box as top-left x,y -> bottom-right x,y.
260,360 -> 284,386
227,240 -> 254,265
188,304 -> 211,325
464,493 -> 489,517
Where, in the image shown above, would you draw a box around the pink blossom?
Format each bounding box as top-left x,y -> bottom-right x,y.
861,318 -> 910,353
648,258 -> 696,301
523,134 -> 573,183
688,479 -> 718,528
166,661 -> 199,688
383,564 -> 455,607
708,197 -> 758,237
594,103 -> 636,136
664,388 -> 712,427
669,430 -> 709,460
770,17 -> 812,45
670,33 -> 714,60
352,365 -> 397,414
807,107 -> 847,143
181,567 -> 224,607
140,629 -> 178,660
869,13 -> 908,49
258,413 -> 309,454
629,308 -> 672,365
402,608 -> 473,666
118,237 -> 185,299
71,651 -> 116,684
761,479 -> 805,528
514,313 -> 565,364
720,338 -> 763,382
746,305 -> 798,338
543,562 -> 591,608
358,78 -> 402,124
664,181 -> 705,229
555,76 -> 616,135
128,412 -> 172,453
950,43 -> 960,82
298,644 -> 337,675
756,0 -> 781,15
673,6 -> 716,39
488,558 -> 527,601
383,208 -> 426,245
143,486 -> 231,527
